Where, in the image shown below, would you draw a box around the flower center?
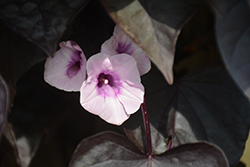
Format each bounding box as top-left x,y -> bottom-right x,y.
97,73 -> 114,88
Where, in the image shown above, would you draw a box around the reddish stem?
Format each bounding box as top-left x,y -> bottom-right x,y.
141,98 -> 152,156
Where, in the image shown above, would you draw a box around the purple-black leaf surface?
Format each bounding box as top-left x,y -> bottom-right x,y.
69,131 -> 229,167
0,0 -> 89,56
0,1 -> 116,166
212,0 -> 250,98
0,23 -> 46,101
4,61 -> 122,167
124,63 -> 250,166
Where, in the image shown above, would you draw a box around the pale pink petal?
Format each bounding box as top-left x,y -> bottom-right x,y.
88,53 -> 142,85
112,25 -> 137,55
98,93 -> 130,125
100,36 -> 117,55
86,53 -> 112,76
118,82 -> 144,115
128,48 -> 151,76
80,79 -> 130,125
111,54 -> 142,84
44,41 -> 86,92
101,25 -> 136,56
101,25 -> 151,75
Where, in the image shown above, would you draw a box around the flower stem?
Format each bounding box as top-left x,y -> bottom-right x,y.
141,98 -> 152,156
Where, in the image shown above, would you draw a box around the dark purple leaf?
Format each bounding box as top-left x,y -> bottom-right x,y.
0,0 -> 89,56
0,30 -> 45,165
101,0 -> 201,84
5,62 -> 71,167
4,61 -> 90,167
0,75 -> 7,138
0,1 -> 115,166
124,63 -> 250,166
69,131 -> 229,167
0,23 -> 47,102
3,61 -> 121,167
211,0 -> 250,97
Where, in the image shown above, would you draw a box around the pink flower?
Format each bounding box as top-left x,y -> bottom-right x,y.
101,25 -> 151,76
80,53 -> 144,125
44,41 -> 87,92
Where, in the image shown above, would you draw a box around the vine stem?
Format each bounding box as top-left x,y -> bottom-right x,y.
141,98 -> 152,156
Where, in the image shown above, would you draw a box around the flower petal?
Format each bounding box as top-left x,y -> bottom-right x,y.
80,53 -> 145,125
44,41 -> 86,91
80,80 -> 130,125
111,53 -> 142,84
100,36 -> 117,55
118,82 -> 144,115
128,48 -> 151,76
86,53 -> 112,76
87,53 -> 142,84
101,25 -> 151,75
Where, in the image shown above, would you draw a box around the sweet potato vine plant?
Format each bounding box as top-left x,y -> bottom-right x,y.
0,0 -> 250,167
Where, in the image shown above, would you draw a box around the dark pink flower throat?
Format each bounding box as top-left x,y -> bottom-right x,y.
97,73 -> 114,88
67,51 -> 81,78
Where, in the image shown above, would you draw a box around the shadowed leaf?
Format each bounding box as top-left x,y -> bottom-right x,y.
0,23 -> 47,101
211,0 -> 250,98
0,0 -> 89,56
0,0 -> 115,166
6,62 -> 71,167
101,0 -> 201,84
124,63 -> 250,166
69,131 -> 229,167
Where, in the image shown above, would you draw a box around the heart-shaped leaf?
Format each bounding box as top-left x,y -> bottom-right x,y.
0,0 -> 89,56
0,22 -> 47,102
0,28 -> 46,165
124,63 -> 250,166
7,63 -> 70,167
0,0 -> 116,166
101,0 -> 201,84
5,62 -> 122,167
211,0 -> 250,98
69,131 -> 229,167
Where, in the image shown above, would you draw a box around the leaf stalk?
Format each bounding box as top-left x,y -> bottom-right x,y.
141,98 -> 152,156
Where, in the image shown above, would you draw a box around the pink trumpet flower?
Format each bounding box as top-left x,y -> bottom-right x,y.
44,41 -> 87,91
80,53 -> 144,125
101,25 -> 151,76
